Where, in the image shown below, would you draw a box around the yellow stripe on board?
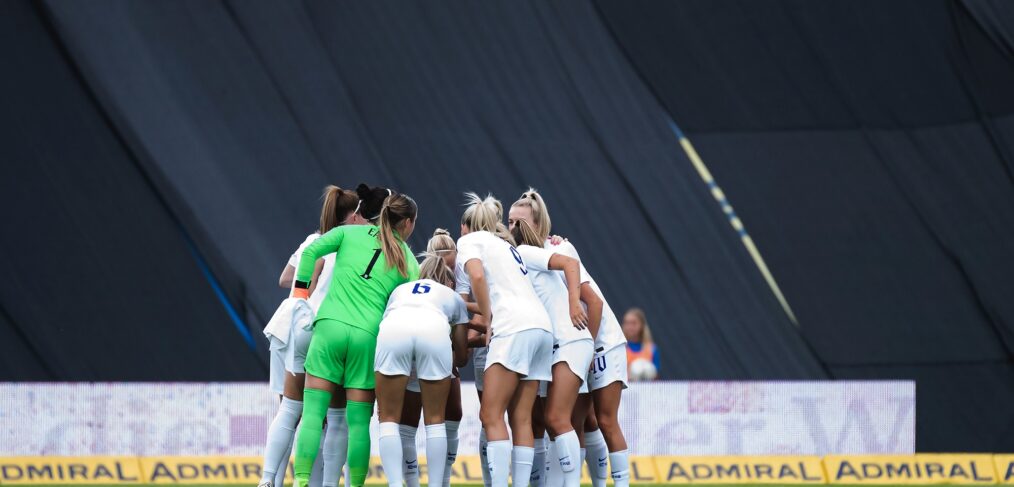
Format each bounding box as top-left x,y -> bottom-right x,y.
3,454 -> 1014,484
0,457 -> 143,484
823,454 -> 998,485
675,130 -> 799,326
654,456 -> 825,484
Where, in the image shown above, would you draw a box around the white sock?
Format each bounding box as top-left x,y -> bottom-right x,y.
379,422 -> 403,487
322,408 -> 348,487
609,450 -> 630,487
531,436 -> 547,487
274,435 -> 293,487
557,431 -> 581,487
479,428 -> 491,487
512,446 -> 535,487
309,443 -> 324,487
486,439 -> 512,487
584,430 -> 608,487
546,440 -> 563,487
262,398 -> 302,484
443,421 -> 460,487
557,432 -> 579,474
400,424 -> 420,487
425,424 -> 448,487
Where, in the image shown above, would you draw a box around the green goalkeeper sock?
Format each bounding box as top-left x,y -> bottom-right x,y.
346,400 -> 374,487
293,388 -> 331,487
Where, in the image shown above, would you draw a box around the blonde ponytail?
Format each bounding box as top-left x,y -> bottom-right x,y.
378,193 -> 418,277
418,253 -> 455,288
461,192 -> 503,234
511,188 -> 552,243
319,185 -> 360,234
510,218 -> 542,247
495,222 -> 516,246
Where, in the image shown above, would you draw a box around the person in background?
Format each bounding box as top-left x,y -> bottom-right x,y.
622,308 -> 659,381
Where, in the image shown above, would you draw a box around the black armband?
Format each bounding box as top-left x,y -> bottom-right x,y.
294,280 -> 311,289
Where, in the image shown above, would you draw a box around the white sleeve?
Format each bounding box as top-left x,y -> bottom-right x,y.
289,234 -> 318,267
455,236 -> 482,292
456,235 -> 482,267
449,293 -> 470,325
555,242 -> 591,284
517,245 -> 552,273
454,261 -> 471,295
552,241 -> 582,261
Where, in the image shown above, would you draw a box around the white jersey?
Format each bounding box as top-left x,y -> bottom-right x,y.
516,245 -> 592,347
546,240 -> 627,352
289,232 -> 335,313
382,279 -> 470,329
456,231 -> 552,337
454,260 -> 471,296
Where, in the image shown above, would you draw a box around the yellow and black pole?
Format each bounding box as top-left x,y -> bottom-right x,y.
668,120 -> 799,326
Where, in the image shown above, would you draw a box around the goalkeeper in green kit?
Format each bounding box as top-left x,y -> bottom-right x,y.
290,191 -> 420,487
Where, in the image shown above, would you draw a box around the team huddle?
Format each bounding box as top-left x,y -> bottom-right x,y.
260,184 -> 629,487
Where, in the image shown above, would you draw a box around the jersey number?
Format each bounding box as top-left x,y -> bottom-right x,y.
361,249 -> 382,279
510,246 -> 528,275
412,282 -> 432,294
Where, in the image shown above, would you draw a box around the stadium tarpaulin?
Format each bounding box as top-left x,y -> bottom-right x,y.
594,0 -> 1014,451
38,0 -> 826,381
0,0 -> 264,380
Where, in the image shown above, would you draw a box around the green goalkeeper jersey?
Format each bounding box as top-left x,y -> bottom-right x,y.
296,225 -> 419,336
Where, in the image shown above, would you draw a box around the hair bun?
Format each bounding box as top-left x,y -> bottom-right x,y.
432,228 -> 450,237
356,183 -> 372,199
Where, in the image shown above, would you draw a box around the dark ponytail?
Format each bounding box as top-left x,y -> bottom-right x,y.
356,183 -> 393,223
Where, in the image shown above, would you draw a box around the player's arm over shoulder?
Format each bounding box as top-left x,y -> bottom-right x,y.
552,240 -> 582,261
517,245 -> 553,273
297,227 -> 347,283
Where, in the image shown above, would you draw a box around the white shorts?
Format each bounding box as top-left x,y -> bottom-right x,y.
485,329 -> 553,381
587,344 -> 629,391
375,320 -> 453,381
553,339 -> 594,394
267,324 -> 314,394
269,343 -> 285,395
473,346 -> 488,392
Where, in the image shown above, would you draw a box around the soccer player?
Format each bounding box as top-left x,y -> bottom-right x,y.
261,185 -> 364,487
397,229 -> 469,487
457,193 -> 554,487
509,189 -> 631,487
375,246 -> 470,487
510,220 -> 600,487
290,193 -> 420,487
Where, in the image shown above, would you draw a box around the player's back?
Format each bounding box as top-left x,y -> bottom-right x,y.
456,230 -> 550,337
517,244 -> 591,346
316,225 -> 418,334
383,278 -> 467,327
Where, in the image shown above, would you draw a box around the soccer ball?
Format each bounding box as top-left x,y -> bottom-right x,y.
628,358 -> 657,381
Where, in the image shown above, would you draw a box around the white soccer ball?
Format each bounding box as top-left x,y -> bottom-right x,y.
628,358 -> 657,381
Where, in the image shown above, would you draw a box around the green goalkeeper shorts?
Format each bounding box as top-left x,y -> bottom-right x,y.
303,319 -> 377,390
